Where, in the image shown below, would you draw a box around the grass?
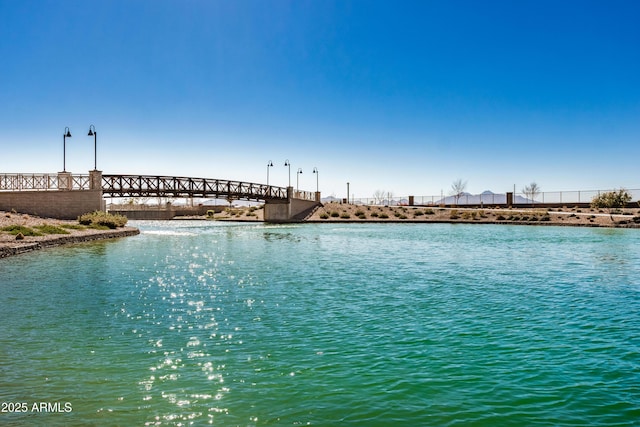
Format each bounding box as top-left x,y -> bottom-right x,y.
1,225 -> 41,236
61,224 -> 87,230
34,224 -> 70,234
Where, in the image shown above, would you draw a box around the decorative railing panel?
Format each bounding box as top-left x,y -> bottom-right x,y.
0,174 -> 91,191
100,175 -> 307,201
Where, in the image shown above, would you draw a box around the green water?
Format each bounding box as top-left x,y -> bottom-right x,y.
1,221 -> 639,426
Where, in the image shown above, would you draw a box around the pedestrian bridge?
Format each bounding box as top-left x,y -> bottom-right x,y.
0,172 -> 321,222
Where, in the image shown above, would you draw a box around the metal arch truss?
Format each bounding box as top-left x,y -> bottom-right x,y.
101,175 -> 290,201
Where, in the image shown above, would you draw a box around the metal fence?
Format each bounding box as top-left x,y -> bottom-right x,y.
350,188 -> 640,207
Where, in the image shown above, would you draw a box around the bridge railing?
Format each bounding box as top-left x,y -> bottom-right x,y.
101,175 -> 291,201
293,190 -> 317,202
0,173 -> 91,191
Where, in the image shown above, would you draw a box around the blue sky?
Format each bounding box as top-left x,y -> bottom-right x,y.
1,0 -> 639,199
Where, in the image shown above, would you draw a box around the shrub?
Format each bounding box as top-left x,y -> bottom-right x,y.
591,189 -> 632,220
206,210 -> 215,218
379,213 -> 389,219
370,212 -> 379,218
424,208 -> 435,215
340,213 -> 351,219
496,215 -> 506,220
355,210 -> 365,217
462,211 -> 477,220
413,210 -> 424,217
319,213 -> 329,219
78,211 -> 128,229
449,210 -> 459,220
330,211 -> 340,218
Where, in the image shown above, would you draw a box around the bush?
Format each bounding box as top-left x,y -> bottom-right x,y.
330,211 -> 340,218
206,210 -> 215,218
378,213 -> 389,219
424,209 -> 435,215
340,213 -> 351,219
413,210 -> 424,217
78,211 -> 128,229
370,212 -> 379,218
591,189 -> 632,220
319,213 -> 329,219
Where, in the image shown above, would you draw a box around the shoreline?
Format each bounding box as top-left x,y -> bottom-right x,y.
3,203 -> 639,259
0,211 -> 140,259
198,203 -> 640,228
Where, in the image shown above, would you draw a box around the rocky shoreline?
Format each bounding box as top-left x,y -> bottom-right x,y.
203,203 -> 640,228
0,211 -> 140,259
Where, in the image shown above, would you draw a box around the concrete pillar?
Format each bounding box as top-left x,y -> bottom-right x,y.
409,195 -> 414,206
57,171 -> 72,190
89,170 -> 102,190
315,191 -> 321,203
506,192 -> 513,207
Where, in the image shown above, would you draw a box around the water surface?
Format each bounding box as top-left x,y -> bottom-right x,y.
1,221 -> 639,426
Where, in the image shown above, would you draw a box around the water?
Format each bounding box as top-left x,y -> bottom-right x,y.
1,221 -> 639,426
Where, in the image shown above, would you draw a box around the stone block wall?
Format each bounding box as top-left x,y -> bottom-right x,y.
0,190 -> 104,219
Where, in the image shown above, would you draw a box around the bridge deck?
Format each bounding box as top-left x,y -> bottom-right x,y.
0,173 -> 317,202
101,175 -> 290,201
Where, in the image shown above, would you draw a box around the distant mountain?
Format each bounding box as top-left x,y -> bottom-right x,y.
434,191 -> 535,205
321,196 -> 342,203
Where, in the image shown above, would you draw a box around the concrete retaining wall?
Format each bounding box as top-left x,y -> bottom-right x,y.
264,198 -> 320,222
0,190 -> 104,219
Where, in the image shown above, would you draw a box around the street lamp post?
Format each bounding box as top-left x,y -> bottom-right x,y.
347,182 -> 350,204
88,125 -> 97,170
296,168 -> 303,193
266,160 -> 273,185
63,127 -> 72,172
284,160 -> 291,187
312,167 -> 318,192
